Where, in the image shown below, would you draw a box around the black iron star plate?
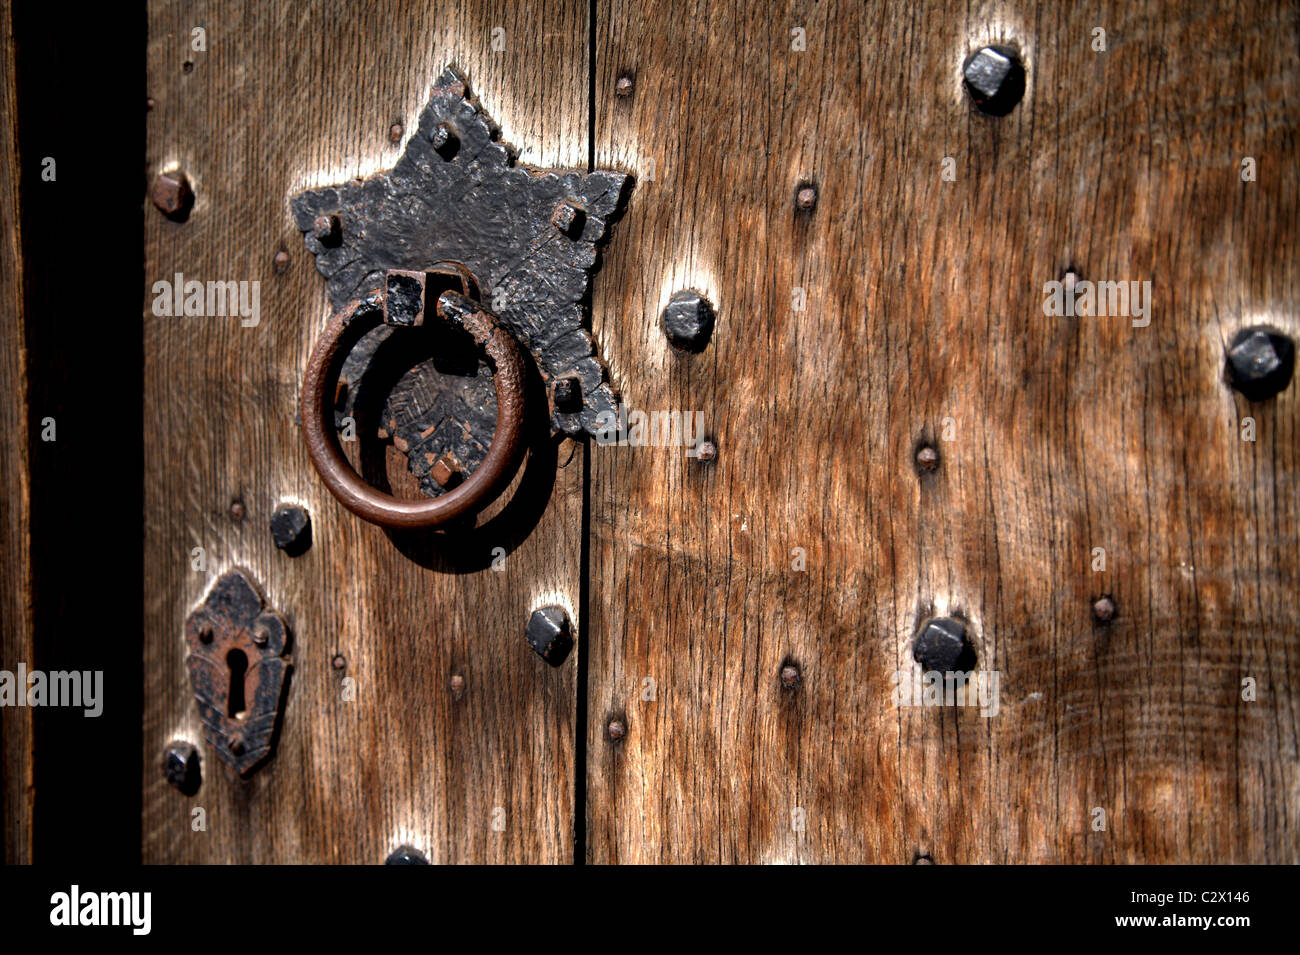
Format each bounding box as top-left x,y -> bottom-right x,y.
292,65 -> 631,442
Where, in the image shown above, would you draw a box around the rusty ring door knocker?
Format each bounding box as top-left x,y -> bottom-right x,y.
300,287 -> 528,530
293,66 -> 632,534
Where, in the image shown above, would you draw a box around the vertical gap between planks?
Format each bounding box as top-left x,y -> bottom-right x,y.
572,0 -> 599,867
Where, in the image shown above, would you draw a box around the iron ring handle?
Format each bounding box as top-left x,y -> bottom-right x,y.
300,290 -> 528,530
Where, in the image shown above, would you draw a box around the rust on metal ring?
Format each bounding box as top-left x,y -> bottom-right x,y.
301,290 -> 527,529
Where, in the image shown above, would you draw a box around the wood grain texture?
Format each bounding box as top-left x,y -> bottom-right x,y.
586,0 -> 1299,862
0,0 -> 34,866
143,0 -> 589,863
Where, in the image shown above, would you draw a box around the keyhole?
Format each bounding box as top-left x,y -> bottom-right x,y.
226,648 -> 248,720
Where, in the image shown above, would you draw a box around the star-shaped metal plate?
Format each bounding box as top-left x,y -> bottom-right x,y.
292,65 -> 631,441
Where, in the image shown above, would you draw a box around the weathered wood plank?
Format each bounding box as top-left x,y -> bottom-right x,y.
0,0 -> 34,866
143,0 -> 588,863
587,0 -> 1299,862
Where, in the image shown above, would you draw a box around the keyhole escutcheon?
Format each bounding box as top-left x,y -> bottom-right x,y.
226,648 -> 248,719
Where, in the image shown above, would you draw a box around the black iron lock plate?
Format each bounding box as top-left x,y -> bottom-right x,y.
185,569 -> 291,776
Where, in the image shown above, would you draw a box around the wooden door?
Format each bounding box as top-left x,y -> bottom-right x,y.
585,0 -> 1300,863
127,0 -> 1300,863
142,1 -> 590,863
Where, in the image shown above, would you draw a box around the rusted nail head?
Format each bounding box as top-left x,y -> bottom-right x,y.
526,605 -> 574,666
912,616 -> 976,672
430,455 -> 459,489
661,289 -> 716,352
552,376 -> 581,412
916,445 -> 939,472
331,654 -> 346,671
551,199 -> 585,237
963,45 -> 1026,116
607,719 -> 626,741
1092,595 -> 1117,624
780,664 -> 800,688
162,740 -> 200,795
150,170 -> 194,222
312,213 -> 342,247
385,846 -> 429,865
615,75 -> 634,97
389,122 -> 404,142
796,185 -> 817,210
273,250 -> 291,272
450,674 -> 465,694
430,121 -> 459,158
269,502 -> 312,555
1227,326 -> 1295,401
